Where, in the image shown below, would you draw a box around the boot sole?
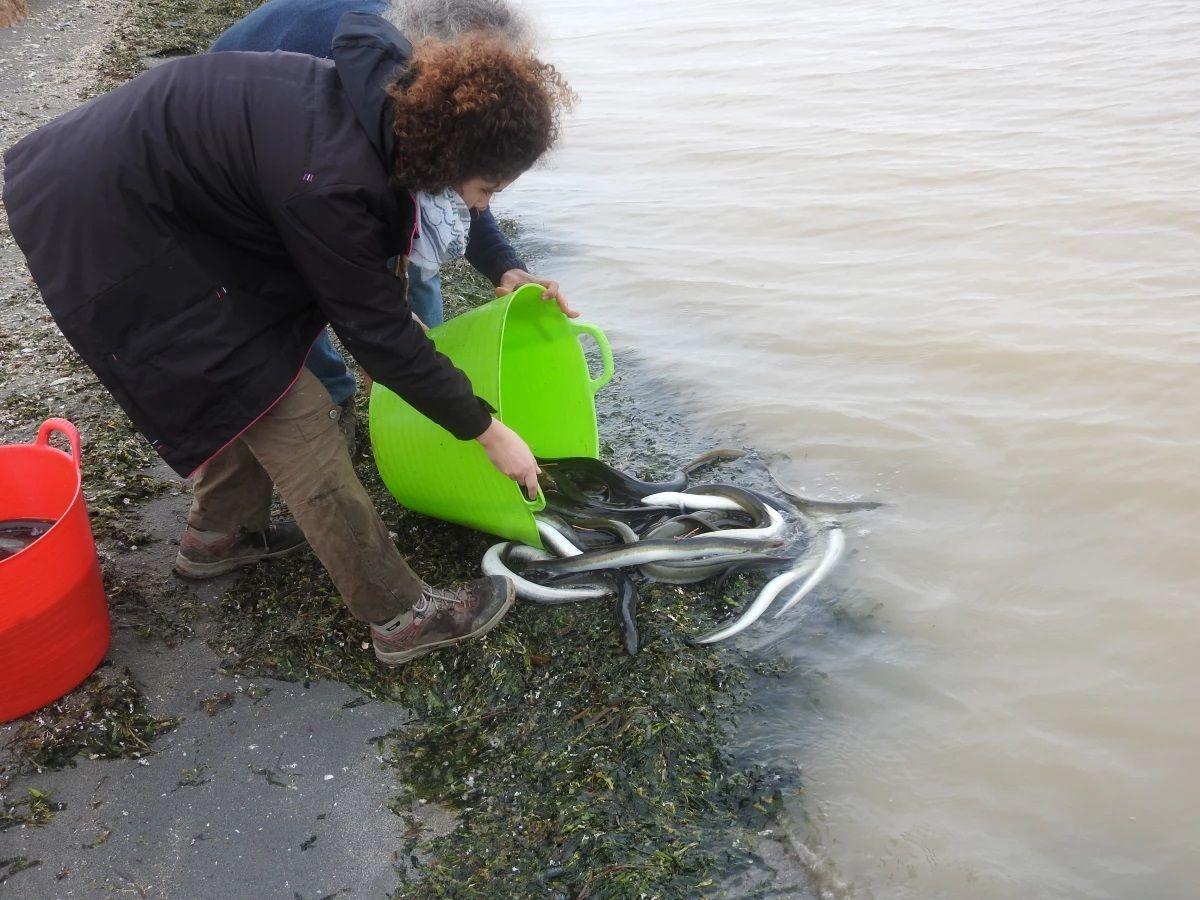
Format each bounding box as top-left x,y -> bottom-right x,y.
172,541 -> 307,580
374,583 -> 517,668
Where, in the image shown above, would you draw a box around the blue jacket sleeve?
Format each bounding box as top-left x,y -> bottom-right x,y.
466,207 -> 527,284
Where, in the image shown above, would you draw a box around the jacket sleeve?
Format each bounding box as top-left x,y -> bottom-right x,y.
465,207 -> 527,284
274,183 -> 493,440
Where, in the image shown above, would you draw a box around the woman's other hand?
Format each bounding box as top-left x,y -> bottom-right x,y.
495,268 -> 579,318
476,417 -> 541,499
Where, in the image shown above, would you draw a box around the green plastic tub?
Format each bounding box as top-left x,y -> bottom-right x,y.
369,284 -> 614,548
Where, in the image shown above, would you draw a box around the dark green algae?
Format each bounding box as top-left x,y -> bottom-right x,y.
212,256 -> 802,896
217,212 -> 804,900
1,787 -> 64,833
212,410 -> 796,897
89,0 -> 265,94
0,0 -> 803,893
2,666 -> 180,776
0,667 -> 180,841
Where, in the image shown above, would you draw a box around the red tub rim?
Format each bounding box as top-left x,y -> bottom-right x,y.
0,417 -> 84,565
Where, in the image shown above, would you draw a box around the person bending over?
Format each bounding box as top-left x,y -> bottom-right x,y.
3,13 -> 574,666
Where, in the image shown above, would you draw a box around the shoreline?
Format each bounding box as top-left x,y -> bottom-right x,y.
0,1 -> 817,895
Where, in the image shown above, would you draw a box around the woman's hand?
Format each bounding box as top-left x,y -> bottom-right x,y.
495,268 -> 580,318
477,417 -> 541,500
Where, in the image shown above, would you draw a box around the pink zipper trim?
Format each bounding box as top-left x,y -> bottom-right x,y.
185,330 -> 325,479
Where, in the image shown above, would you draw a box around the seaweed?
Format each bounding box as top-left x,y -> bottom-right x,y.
105,564 -> 198,646
82,825 -> 113,849
90,0 -> 264,94
213,546 -> 791,896
199,691 -> 235,716
249,764 -> 297,790
0,787 -> 64,831
79,416 -> 173,542
3,666 -> 180,774
173,765 -> 212,791
0,856 -> 41,885
205,272 -> 793,895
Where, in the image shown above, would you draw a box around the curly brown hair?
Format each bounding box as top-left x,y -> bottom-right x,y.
388,34 -> 574,192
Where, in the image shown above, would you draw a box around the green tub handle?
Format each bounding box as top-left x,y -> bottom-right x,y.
522,489 -> 547,513
569,321 -> 615,395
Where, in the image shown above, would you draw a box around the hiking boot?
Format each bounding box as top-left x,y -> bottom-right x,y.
371,576 -> 516,667
174,520 -> 308,579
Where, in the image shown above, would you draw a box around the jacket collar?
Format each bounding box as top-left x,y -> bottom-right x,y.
331,12 -> 412,168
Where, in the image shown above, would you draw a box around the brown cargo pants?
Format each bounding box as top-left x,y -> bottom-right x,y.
187,369 -> 423,623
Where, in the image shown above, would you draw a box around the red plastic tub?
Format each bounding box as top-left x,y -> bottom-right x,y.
0,419 -> 109,723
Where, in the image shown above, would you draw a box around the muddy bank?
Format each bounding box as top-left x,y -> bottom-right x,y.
0,0 -> 817,896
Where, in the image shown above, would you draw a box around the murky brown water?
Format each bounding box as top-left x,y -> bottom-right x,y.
508,1 -> 1200,896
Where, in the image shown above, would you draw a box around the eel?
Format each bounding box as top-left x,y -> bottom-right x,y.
689,555 -> 822,645
481,542 -> 611,604
526,536 -> 777,575
770,526 -> 846,618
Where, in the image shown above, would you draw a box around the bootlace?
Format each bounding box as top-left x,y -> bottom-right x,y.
412,584 -> 466,618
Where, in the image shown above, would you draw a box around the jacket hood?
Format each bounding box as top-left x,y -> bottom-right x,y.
331,11 -> 412,167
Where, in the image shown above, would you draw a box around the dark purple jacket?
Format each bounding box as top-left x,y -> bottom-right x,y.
2,13 -> 493,476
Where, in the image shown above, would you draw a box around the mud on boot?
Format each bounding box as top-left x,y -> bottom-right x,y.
174,520 -> 308,579
371,576 -> 516,667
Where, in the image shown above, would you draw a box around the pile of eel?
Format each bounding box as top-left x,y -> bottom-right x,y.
480,451 -> 881,655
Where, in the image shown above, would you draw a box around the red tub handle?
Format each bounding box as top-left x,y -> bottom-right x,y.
36,418 -> 82,470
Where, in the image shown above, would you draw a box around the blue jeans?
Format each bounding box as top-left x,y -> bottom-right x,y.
306,265 -> 444,404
